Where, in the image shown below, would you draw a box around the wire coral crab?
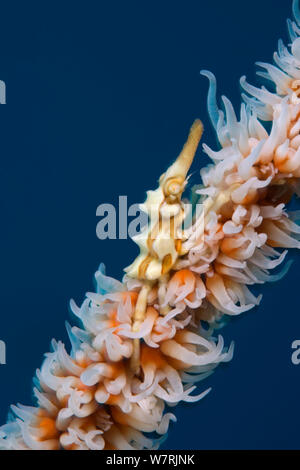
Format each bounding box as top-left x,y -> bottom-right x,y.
1,0 -> 300,451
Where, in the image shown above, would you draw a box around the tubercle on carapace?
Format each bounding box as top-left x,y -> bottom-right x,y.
1,0 -> 300,451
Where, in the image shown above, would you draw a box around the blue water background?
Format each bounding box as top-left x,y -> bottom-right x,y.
0,0 -> 299,450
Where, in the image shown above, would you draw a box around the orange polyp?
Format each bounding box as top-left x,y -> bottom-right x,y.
59,396 -> 69,408
145,305 -> 159,320
77,381 -> 94,392
214,262 -> 226,275
110,407 -> 128,426
103,442 -> 117,450
220,237 -> 238,254
108,309 -> 120,328
106,393 -> 122,405
77,357 -> 91,368
173,330 -> 190,345
170,269 -> 195,285
141,344 -> 166,369
38,417 -> 59,440
122,291 -> 139,305
106,361 -> 124,379
186,291 -> 195,301
220,236 -> 245,257
64,443 -> 78,450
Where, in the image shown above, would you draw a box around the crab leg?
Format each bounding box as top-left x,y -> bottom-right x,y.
130,282 -> 152,375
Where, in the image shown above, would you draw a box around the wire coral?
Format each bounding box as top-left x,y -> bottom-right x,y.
2,0 -> 300,450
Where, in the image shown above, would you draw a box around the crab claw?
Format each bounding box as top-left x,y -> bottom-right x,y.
160,120 -> 204,199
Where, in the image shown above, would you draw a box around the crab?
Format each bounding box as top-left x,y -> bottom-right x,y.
124,119 -> 204,373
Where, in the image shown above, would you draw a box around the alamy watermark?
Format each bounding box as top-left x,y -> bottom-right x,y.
0,340 -> 6,365
0,80 -> 6,104
96,195 -> 204,241
291,340 -> 300,365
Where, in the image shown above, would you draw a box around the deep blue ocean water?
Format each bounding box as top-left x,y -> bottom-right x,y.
0,0 -> 299,450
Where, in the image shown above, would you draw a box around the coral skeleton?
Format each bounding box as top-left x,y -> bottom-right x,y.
2,0 -> 300,450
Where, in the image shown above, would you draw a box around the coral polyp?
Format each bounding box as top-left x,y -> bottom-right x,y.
2,0 -> 300,451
